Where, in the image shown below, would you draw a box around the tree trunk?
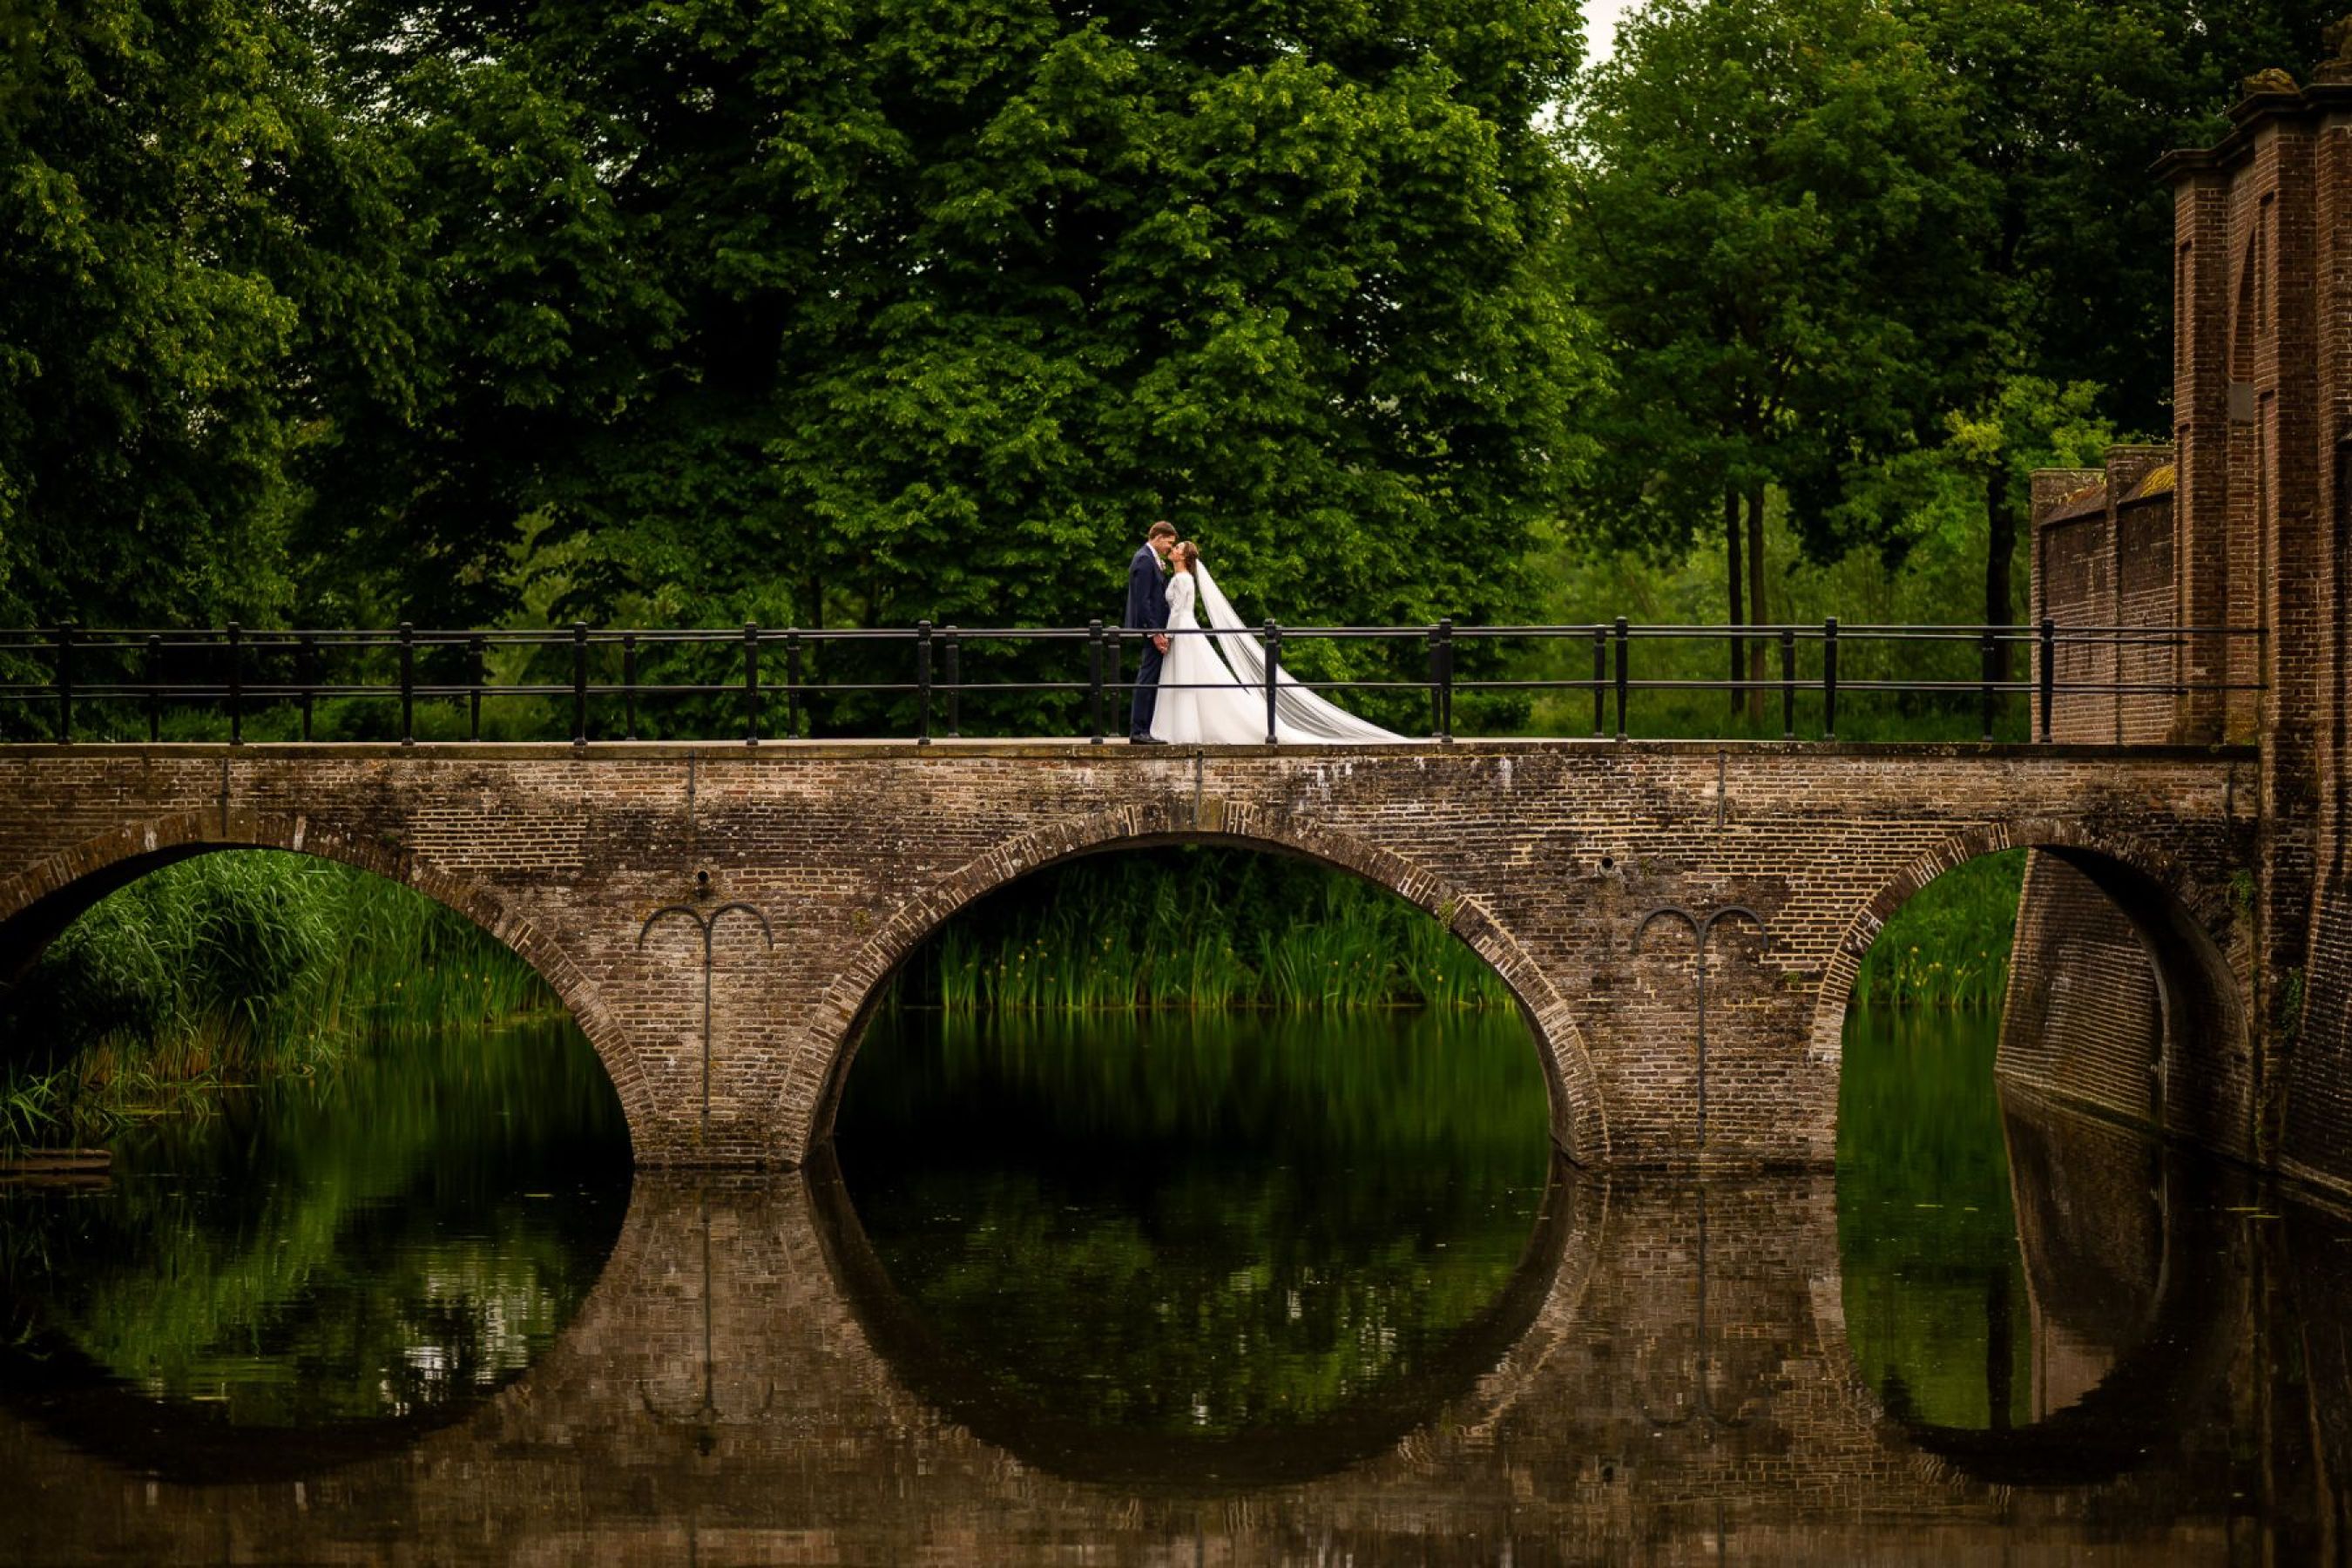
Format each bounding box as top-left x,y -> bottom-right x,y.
1745,483 -> 1768,723
1984,465 -> 2014,685
1724,488 -> 1744,716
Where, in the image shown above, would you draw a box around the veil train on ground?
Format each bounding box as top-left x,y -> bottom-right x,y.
1192,563 -> 1403,744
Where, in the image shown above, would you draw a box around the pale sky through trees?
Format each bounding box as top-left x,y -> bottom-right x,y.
1585,0 -> 1635,62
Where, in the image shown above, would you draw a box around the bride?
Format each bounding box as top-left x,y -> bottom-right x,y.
1148,541 -> 1402,745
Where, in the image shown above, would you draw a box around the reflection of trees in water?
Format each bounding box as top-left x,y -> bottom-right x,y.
0,1020 -> 627,1434
834,1010 -> 1554,1442
808,1145 -> 1595,1491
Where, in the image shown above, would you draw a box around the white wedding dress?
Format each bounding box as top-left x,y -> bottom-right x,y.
1148,563 -> 1402,745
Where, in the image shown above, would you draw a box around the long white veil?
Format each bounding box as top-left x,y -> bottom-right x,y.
1193,562 -> 1405,743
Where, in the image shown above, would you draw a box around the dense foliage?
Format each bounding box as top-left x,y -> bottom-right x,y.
8,0 -> 2348,694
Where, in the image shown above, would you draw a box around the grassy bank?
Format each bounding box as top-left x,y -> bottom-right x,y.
891,847 -> 1516,1012
1850,851 -> 2025,1010
1,852 -> 556,1150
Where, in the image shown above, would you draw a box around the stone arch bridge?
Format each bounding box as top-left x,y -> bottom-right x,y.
0,738 -> 2257,1169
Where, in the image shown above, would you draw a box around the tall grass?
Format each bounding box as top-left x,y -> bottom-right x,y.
897,848 -> 1514,1013
1,851 -> 556,1150
1850,850 -> 2025,1010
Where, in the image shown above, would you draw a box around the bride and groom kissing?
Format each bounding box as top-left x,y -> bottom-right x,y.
1123,519 -> 1398,747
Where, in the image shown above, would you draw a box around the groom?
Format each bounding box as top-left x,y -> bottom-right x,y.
1125,520 -> 1177,742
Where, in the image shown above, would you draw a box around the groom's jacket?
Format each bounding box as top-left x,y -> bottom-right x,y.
1125,545 -> 1169,632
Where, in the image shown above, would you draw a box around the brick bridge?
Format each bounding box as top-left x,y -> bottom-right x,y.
21,70 -> 2352,1194
0,738 -> 2258,1171
3,1095 -> 2328,1561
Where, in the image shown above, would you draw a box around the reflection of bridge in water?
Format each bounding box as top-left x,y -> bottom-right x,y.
4,1096 -> 2339,1564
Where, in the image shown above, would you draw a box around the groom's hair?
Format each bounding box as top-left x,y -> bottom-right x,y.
1146,520 -> 1176,540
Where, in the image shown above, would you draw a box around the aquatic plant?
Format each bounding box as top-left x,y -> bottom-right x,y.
896,848 -> 1514,1013
1850,851 -> 2024,1010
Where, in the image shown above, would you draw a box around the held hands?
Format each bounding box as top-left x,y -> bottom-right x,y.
1153,634 -> 1170,653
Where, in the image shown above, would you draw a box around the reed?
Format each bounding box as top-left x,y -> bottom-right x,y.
896,848 -> 1514,1013
1,851 -> 558,1150
1850,850 -> 2024,1010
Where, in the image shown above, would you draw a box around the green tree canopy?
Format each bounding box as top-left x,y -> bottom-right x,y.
0,0 -> 416,627
1561,0 -> 1995,706
301,0 -> 1594,666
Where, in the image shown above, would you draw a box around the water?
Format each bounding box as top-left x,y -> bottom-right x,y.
3,1004 -> 2350,1563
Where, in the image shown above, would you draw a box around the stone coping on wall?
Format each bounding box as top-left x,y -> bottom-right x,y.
0,738 -> 2266,763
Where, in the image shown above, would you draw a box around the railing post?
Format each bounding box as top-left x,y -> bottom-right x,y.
1780,627 -> 1796,740
51,625 -> 71,744
146,633 -> 163,743
916,620 -> 933,746
1821,618 -> 1839,741
1592,626 -> 1608,738
1088,619 -> 1105,743
1437,617 -> 1455,742
621,634 -> 637,740
398,623 -> 416,746
297,634 -> 314,742
944,626 -> 962,738
1978,630 -> 1997,742
2038,618 -> 2056,743
226,622 -> 242,745
784,629 -> 801,740
469,634 -> 485,741
1612,617 -> 1629,739
1264,620 -> 1281,745
1428,624 -> 1444,737
571,622 -> 590,746
743,622 -> 760,747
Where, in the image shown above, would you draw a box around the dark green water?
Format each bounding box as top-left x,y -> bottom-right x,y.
3,999 -> 2344,1563
0,1020 -> 629,1467
831,1010 -> 1555,1452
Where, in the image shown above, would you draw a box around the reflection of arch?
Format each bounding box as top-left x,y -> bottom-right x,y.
803,1146 -> 1602,1492
797,800 -> 1608,1165
1807,820 -> 2241,1139
0,811 -> 651,1136
1814,1094 -> 2242,1493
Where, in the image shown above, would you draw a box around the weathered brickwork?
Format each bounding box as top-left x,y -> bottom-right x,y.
2023,68 -> 2352,1199
0,740 -> 2254,1171
0,1112 -> 2302,1563
1999,853 -> 2167,1131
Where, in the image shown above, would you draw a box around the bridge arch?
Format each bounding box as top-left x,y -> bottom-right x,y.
794,797 -> 1610,1166
0,809 -> 653,1140
1807,816 -> 2244,1144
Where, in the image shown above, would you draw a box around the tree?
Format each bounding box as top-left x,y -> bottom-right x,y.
1562,0 -> 1996,715
1893,0 -> 2339,678
0,0 -> 416,630
294,0 -> 1596,731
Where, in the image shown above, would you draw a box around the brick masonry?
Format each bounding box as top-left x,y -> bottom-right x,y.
2031,67 -> 2352,1199
0,739 -> 2255,1171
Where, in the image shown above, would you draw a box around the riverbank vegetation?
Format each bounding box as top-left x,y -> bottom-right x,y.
889,848 -> 1515,1014
1850,853 -> 2026,1010
0,853 -> 557,1151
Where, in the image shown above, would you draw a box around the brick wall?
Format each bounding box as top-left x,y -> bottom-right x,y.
1998,853 -> 2165,1129
0,740 -> 2254,1176
2111,74 -> 2352,1195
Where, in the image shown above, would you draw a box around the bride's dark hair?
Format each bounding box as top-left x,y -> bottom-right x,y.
1173,541 -> 1200,571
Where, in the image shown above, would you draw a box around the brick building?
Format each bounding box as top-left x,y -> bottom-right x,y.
2029,36 -> 2352,1193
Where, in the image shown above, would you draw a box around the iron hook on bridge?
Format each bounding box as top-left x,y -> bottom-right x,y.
639,898 -> 776,1147
1632,903 -> 1769,1151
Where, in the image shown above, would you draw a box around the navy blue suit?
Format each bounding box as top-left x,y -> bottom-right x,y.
1125,544 -> 1170,736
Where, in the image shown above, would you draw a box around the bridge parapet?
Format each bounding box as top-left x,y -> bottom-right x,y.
0,739 -> 2254,1171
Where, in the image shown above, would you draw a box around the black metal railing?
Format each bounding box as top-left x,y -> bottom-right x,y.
0,620 -> 2267,747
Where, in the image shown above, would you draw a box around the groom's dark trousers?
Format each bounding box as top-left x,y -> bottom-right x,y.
1125,543 -> 1169,737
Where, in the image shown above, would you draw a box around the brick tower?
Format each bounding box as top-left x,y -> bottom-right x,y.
2030,30 -> 2352,1189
